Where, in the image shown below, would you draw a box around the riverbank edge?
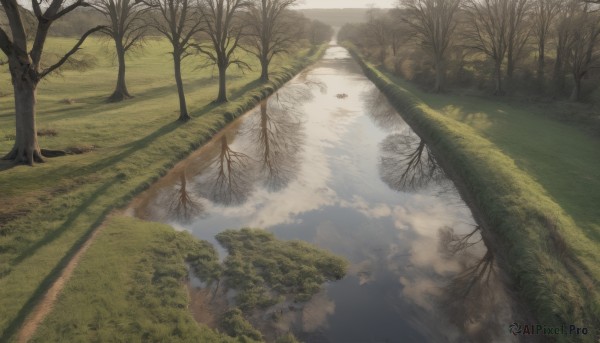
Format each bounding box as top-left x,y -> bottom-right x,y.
0,45 -> 327,342
347,46 -> 599,339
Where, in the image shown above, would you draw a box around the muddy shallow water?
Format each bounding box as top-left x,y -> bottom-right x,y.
128,45 -> 519,342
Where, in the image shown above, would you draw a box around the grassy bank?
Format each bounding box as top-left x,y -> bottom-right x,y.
0,37 -> 326,342
29,217 -> 346,342
347,47 -> 600,340
29,216 -> 243,342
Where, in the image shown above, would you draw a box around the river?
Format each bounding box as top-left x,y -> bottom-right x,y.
128,44 -> 519,342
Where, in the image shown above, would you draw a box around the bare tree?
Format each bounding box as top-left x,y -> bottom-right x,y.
386,8 -> 406,57
196,0 -> 251,103
167,171 -> 205,223
243,84 -> 307,190
567,2 -> 600,101
143,0 -> 203,121
196,135 -> 256,205
400,0 -> 462,92
0,0 -> 105,165
365,8 -> 388,64
532,0 -> 560,86
378,132 -> 444,192
365,88 -> 406,131
244,0 -> 300,82
464,0 -> 510,95
92,0 -> 147,101
505,0 -> 531,79
552,1 -> 578,92
304,19 -> 333,45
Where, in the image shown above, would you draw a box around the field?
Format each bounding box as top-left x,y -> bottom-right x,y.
349,48 -> 600,340
0,36 -> 323,342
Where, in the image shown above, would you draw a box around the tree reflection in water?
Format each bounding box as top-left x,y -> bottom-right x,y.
364,89 -> 406,132
379,132 -> 445,192
438,226 -> 508,341
243,86 -> 307,191
196,135 -> 256,205
167,171 -> 205,223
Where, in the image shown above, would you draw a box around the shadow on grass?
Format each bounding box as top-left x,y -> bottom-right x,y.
39,96 -> 114,121
74,119 -> 186,176
0,160 -> 16,172
191,102 -> 220,118
133,76 -> 218,101
41,77 -> 214,121
230,79 -> 263,99
0,179 -> 119,343
10,179 -> 118,266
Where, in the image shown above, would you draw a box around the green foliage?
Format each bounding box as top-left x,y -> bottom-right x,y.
348,46 -> 600,340
219,308 -> 263,342
275,333 -> 302,343
216,229 -> 348,311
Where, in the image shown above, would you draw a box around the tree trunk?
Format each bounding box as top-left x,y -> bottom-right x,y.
570,74 -> 582,101
379,47 -> 386,65
3,64 -> 44,165
260,57 -> 269,82
433,58 -> 445,93
537,40 -> 545,88
108,41 -> 132,102
553,47 -> 566,94
216,63 -> 228,103
494,61 -> 504,95
260,101 -> 270,163
173,53 -> 190,121
506,49 -> 515,79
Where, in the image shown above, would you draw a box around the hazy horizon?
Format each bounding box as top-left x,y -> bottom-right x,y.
296,0 -> 396,9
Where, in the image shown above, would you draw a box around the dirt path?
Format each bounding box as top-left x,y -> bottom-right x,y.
16,223 -> 106,343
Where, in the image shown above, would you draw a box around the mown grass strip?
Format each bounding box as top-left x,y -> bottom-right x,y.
0,44 -> 326,342
347,46 -> 599,341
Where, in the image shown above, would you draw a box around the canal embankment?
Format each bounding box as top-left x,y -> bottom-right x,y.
347,45 -> 600,339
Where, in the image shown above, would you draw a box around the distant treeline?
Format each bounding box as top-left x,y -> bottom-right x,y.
48,6 -> 332,41
299,8 -> 372,27
339,0 -> 600,103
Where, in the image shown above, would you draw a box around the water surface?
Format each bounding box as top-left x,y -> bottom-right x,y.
129,45 -> 517,342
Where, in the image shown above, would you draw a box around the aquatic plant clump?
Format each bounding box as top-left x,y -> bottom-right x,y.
219,308 -> 263,342
216,228 -> 348,311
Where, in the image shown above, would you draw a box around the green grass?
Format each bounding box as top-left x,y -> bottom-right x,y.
29,216 -> 244,342
347,47 -> 600,341
29,220 -> 346,342
0,36 -> 326,342
393,87 -> 600,242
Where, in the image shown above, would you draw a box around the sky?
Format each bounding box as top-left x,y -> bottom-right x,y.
296,0 -> 396,9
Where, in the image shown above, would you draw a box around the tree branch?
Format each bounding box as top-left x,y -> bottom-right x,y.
0,27 -> 13,56
39,25 -> 106,79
